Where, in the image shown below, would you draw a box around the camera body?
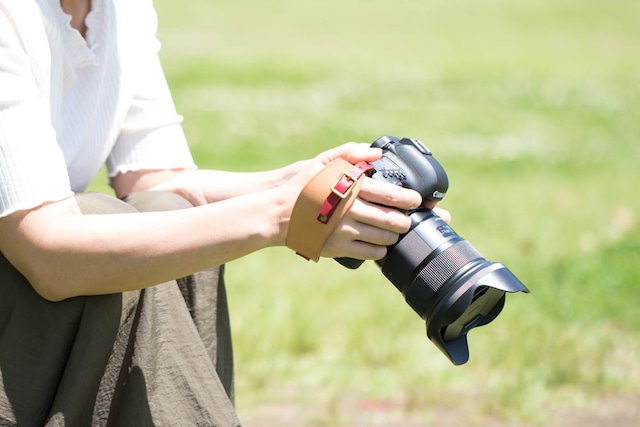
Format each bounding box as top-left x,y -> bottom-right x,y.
368,135 -> 449,203
340,136 -> 529,365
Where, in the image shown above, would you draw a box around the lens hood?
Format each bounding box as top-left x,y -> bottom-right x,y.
426,264 -> 529,365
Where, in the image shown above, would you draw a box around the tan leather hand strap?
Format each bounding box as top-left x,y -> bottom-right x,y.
286,159 -> 372,261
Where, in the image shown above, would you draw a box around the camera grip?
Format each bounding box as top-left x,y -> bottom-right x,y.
335,257 -> 365,269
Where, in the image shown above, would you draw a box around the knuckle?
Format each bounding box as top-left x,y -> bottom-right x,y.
382,211 -> 411,233
370,227 -> 399,246
370,245 -> 388,261
380,232 -> 399,246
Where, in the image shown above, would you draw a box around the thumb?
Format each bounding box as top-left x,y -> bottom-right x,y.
314,142 -> 382,166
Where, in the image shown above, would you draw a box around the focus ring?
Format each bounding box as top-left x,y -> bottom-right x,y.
417,240 -> 483,294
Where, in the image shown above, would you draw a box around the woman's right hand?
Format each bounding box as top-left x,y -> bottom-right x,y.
279,142 -> 423,260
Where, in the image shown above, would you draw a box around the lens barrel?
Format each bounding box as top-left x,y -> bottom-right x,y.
377,209 -> 529,365
336,135 -> 528,365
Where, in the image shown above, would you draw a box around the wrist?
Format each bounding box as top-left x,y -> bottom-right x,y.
271,160 -> 311,187
267,185 -> 298,248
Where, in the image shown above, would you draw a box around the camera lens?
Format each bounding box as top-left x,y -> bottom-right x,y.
377,209 -> 528,365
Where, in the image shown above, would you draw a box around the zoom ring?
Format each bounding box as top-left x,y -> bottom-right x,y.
417,240 -> 483,294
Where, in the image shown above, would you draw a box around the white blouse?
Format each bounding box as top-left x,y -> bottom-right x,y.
0,0 -> 197,217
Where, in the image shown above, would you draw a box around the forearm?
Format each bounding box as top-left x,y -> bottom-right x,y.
0,142 -> 424,301
3,189 -> 289,301
112,161 -> 309,206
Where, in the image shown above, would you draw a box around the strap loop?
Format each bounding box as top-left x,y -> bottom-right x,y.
286,159 -> 372,261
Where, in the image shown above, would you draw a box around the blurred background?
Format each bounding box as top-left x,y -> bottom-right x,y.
93,0 -> 640,425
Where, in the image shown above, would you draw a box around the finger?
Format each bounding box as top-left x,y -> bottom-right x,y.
321,236 -> 389,261
315,142 -> 382,166
433,207 -> 451,224
346,198 -> 413,234
358,178 -> 421,211
335,217 -> 402,247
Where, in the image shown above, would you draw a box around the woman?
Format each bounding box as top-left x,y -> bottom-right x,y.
0,0 -> 444,425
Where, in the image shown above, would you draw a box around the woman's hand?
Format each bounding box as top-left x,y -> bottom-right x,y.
320,176 -> 421,260
281,141 -> 450,260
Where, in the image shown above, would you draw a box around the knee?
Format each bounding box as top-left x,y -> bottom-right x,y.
74,193 -> 139,215
122,191 -> 195,213
73,191 -> 195,215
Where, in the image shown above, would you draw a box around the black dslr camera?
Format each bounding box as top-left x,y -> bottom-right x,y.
338,136 -> 529,365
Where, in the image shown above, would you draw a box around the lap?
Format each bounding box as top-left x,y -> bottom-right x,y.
0,191 -> 238,426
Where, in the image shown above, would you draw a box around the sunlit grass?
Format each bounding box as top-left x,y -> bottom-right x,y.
89,0 -> 640,423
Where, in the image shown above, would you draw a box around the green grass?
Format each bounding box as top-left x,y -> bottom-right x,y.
91,0 -> 640,423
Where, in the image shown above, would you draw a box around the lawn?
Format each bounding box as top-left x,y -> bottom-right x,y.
91,0 -> 640,424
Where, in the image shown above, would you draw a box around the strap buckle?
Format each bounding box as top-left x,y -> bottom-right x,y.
331,171 -> 358,199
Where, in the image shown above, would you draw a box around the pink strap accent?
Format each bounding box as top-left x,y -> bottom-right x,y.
317,161 -> 373,224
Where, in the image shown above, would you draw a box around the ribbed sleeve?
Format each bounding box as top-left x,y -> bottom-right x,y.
0,0 -> 198,218
107,53 -> 197,177
0,4 -> 73,218
0,101 -> 73,217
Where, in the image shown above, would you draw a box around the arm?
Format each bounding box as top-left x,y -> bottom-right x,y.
0,143 -> 421,302
110,161 -> 309,205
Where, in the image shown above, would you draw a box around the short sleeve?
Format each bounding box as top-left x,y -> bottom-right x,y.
0,5 -> 73,218
106,4 -> 196,178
